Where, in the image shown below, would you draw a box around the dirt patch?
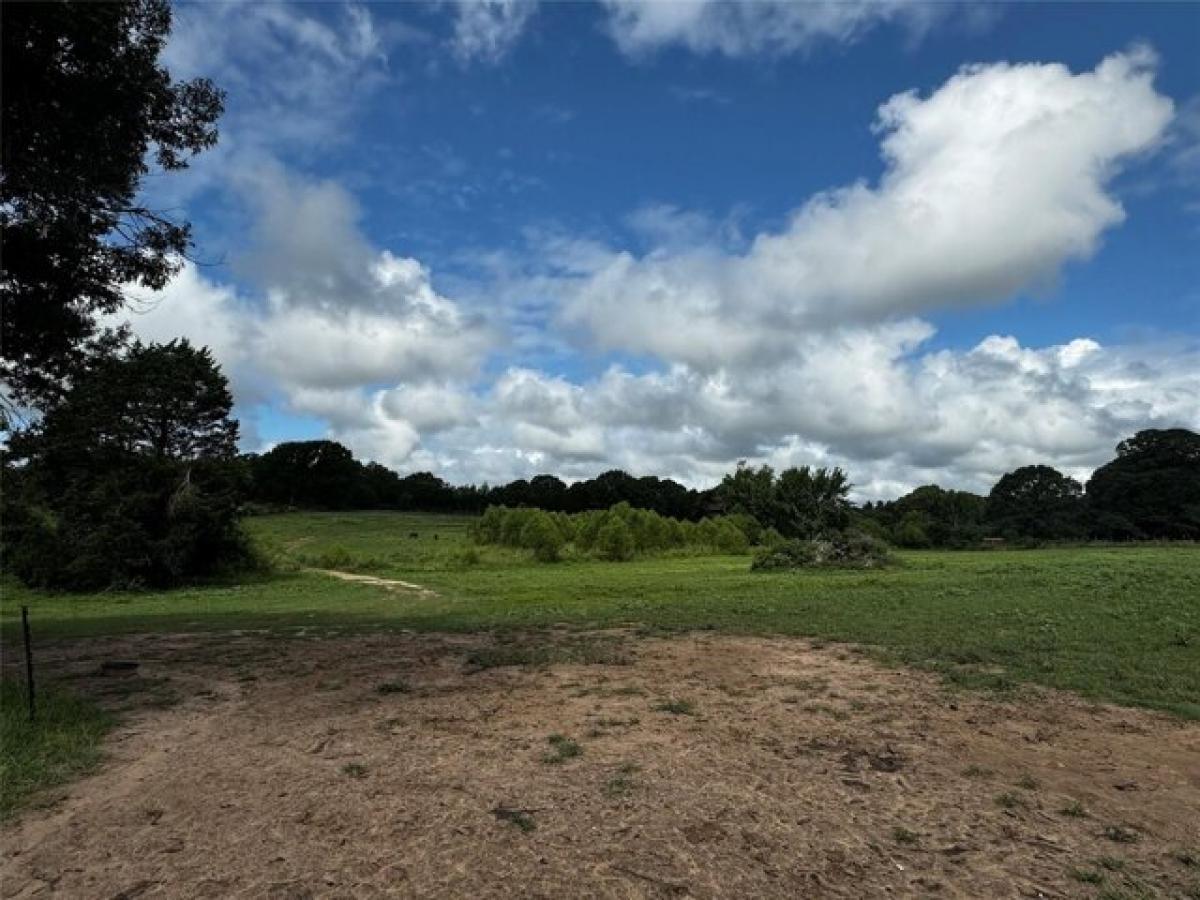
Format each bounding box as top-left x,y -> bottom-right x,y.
309,568 -> 438,596
3,631 -> 1198,899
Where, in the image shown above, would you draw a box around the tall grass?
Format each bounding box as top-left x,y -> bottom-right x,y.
0,679 -> 114,820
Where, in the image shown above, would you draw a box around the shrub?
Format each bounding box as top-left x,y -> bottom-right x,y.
596,518 -> 636,561
521,511 -> 566,563
751,530 -> 892,571
470,503 -> 756,561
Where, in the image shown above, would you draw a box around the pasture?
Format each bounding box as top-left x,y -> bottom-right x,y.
2,512 -> 1198,898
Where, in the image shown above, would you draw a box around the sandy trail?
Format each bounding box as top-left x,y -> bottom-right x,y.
308,568 -> 439,596
2,631 -> 1198,899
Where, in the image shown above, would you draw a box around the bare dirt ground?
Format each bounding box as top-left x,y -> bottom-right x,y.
3,630 -> 1198,899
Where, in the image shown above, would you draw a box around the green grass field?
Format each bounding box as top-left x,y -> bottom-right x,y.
3,511 -> 1198,718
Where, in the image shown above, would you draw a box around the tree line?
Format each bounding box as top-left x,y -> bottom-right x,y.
856,429 -> 1200,547
243,440 -> 718,520
244,428 -> 1200,548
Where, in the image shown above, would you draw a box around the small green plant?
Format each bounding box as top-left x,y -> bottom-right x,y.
492,805 -> 536,832
892,826 -> 920,845
543,734 -> 582,764
603,764 -> 640,797
994,791 -> 1025,809
342,763 -> 368,778
1070,868 -> 1104,885
1059,800 -> 1088,818
376,680 -> 410,694
1015,775 -> 1040,790
1096,856 -> 1127,871
961,764 -> 992,778
654,699 -> 695,715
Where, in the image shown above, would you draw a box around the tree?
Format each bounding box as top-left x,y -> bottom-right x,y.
1087,429 -> 1200,539
774,466 -> 851,538
985,465 -> 1084,540
719,463 -> 851,538
865,484 -> 986,547
1,0 -> 224,409
3,341 -> 249,589
718,463 -> 779,529
250,441 -> 366,509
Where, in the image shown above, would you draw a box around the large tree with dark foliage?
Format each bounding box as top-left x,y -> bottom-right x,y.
3,342 -> 250,589
1,0 -> 224,410
250,441 -> 369,510
861,485 -> 987,548
985,464 -> 1085,540
718,463 -> 851,538
1087,428 -> 1200,539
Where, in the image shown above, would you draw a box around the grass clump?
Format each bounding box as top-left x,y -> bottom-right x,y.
0,679 -> 115,820
542,734 -> 582,764
892,826 -> 920,845
342,762 -> 368,778
994,791 -> 1026,810
653,698 -> 695,715
375,679 -> 411,694
492,805 -> 536,832
1103,825 -> 1140,844
1059,800 -> 1088,818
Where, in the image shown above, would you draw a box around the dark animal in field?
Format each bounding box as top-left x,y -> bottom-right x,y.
409,532 -> 419,539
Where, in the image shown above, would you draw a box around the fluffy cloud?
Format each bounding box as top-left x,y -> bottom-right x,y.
601,0 -> 963,58
563,49 -> 1174,370
113,40 -> 1195,499
419,331 -> 1200,497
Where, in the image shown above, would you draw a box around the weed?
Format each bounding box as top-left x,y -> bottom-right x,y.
892,826 -> 920,845
376,680 -> 410,694
543,734 -> 582,764
342,763 -> 368,778
1096,856 -> 1127,871
604,766 -> 638,797
492,805 -> 536,832
654,699 -> 696,715
994,792 -> 1026,810
1015,775 -> 1040,790
1070,868 -> 1104,884
962,764 -> 993,778
1059,800 -> 1088,818
1103,825 -> 1140,844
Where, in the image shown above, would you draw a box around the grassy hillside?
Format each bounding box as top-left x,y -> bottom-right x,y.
3,511 -> 1197,716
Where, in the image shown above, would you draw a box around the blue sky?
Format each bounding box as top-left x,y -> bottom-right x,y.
124,0 -> 1200,498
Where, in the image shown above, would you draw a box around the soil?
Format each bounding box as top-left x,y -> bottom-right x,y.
2,630 -> 1198,899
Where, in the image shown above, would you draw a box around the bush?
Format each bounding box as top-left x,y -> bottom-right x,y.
751,530 -> 892,571
596,518 -> 636,561
471,503 -> 756,561
521,511 -> 566,563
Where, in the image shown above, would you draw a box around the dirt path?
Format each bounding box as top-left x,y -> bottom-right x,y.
3,632 -> 1198,899
309,568 -> 439,596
